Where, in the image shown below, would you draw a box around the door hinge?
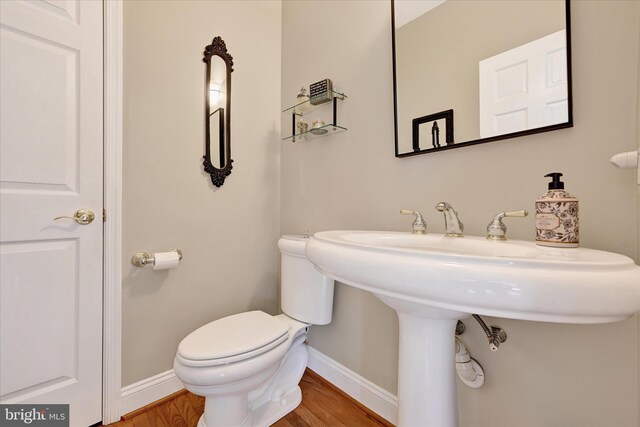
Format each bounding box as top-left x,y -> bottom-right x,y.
103,209 -> 106,223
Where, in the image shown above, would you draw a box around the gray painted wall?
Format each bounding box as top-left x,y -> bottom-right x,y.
122,0 -> 282,386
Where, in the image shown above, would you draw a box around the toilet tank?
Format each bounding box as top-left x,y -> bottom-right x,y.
278,235 -> 334,325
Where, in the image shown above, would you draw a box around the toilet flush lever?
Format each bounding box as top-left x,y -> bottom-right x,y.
400,209 -> 427,234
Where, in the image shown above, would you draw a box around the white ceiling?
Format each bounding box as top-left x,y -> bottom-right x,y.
394,0 -> 447,29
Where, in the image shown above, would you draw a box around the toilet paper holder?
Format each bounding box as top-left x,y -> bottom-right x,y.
132,249 -> 183,267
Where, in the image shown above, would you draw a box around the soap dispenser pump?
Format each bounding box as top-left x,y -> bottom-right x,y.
535,172 -> 579,247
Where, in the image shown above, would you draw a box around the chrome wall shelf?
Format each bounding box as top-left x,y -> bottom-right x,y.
282,90 -> 347,142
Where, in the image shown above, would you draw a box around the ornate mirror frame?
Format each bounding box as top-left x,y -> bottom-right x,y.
203,36 -> 233,187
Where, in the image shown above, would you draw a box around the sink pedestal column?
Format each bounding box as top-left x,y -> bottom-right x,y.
397,312 -> 460,427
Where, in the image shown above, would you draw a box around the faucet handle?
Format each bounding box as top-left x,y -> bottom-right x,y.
502,210 -> 528,218
400,209 -> 427,234
487,210 -> 529,240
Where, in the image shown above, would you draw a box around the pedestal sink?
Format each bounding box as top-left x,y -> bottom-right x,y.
305,231 -> 640,427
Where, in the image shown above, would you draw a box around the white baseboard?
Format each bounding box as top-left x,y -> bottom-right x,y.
119,348 -> 398,424
120,369 -> 184,416
307,346 -> 398,425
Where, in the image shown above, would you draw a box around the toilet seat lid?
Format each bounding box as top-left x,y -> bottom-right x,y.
177,311 -> 290,364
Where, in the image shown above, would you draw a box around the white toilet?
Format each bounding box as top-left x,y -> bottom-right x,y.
173,235 -> 335,427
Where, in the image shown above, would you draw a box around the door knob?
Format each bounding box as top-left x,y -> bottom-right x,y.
54,209 -> 95,225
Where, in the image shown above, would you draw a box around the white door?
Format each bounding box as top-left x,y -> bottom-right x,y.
0,1 -> 103,425
479,30 -> 568,138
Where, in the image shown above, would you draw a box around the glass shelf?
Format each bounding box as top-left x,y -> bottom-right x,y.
282,123 -> 347,142
282,90 -> 347,115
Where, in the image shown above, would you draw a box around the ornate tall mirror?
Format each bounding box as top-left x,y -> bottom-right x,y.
203,36 -> 233,187
392,0 -> 572,157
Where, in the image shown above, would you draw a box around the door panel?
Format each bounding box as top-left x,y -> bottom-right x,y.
0,1 -> 103,425
479,30 -> 568,138
0,26 -> 78,190
38,1 -> 79,22
1,239 -> 78,397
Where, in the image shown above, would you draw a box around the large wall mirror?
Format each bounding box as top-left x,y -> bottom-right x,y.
392,0 -> 572,157
203,36 -> 233,187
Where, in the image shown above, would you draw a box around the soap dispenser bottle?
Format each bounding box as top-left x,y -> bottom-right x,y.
535,172 -> 579,247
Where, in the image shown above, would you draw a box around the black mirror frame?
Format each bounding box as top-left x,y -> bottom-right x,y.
203,36 -> 233,187
391,0 -> 573,157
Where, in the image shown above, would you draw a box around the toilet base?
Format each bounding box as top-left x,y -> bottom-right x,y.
196,385 -> 303,427
253,385 -> 302,427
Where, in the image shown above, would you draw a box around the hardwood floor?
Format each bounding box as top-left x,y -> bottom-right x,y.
111,369 -> 393,427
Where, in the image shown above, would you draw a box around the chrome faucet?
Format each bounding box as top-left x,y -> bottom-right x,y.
400,209 -> 427,234
486,210 -> 528,240
435,202 -> 464,237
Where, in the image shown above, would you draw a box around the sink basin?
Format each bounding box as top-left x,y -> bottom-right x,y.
306,230 -> 640,324
305,230 -> 640,427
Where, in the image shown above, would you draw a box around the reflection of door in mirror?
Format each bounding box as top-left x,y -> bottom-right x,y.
393,0 -> 571,157
479,30 -> 567,138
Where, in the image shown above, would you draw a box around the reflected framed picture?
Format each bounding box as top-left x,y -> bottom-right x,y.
412,109 -> 454,151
